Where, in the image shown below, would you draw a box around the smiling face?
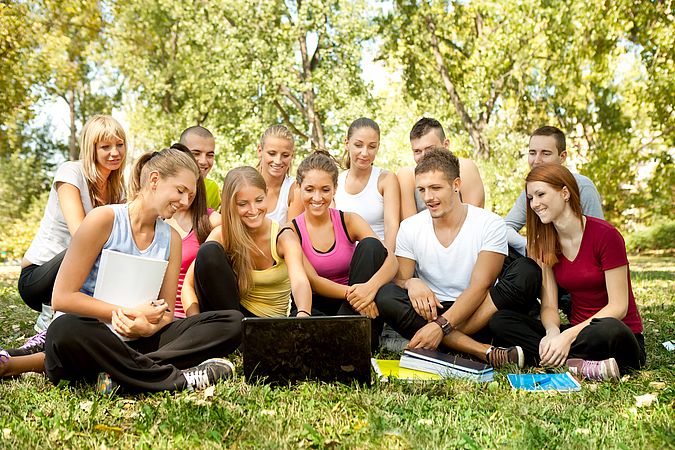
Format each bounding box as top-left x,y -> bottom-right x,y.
528,135 -> 566,168
95,138 -> 125,175
415,170 -> 459,219
183,134 -> 215,178
152,168 -> 197,219
299,169 -> 335,217
410,131 -> 447,165
235,184 -> 267,230
526,180 -> 569,224
258,136 -> 294,179
345,126 -> 380,170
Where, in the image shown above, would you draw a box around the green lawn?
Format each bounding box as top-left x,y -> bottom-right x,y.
1,256 -> 673,449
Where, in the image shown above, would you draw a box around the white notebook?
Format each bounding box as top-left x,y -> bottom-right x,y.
93,249 -> 169,340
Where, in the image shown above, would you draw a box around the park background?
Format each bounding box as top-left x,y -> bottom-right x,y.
0,1 -> 673,448
0,0 -> 673,259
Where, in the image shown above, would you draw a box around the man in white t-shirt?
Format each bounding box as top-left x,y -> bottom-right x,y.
375,149 -> 542,367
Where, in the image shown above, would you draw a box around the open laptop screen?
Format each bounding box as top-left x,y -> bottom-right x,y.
242,316 -> 371,385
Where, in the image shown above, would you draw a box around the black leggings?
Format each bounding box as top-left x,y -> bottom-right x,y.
44,311 -> 243,392
18,250 -> 67,312
489,311 -> 646,374
374,257 -> 542,341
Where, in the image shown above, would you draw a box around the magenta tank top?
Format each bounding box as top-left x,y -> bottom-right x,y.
293,208 -> 355,285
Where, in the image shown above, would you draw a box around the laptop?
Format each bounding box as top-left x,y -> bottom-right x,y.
242,316 -> 371,385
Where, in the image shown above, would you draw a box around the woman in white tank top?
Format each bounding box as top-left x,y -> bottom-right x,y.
256,125 -> 303,224
335,118 -> 400,252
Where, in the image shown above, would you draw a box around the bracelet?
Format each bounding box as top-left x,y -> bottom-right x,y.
297,310 -> 311,316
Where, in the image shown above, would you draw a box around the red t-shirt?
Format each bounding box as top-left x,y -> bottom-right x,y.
553,216 -> 643,333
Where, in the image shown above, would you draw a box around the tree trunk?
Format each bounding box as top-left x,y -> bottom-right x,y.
425,15 -> 490,158
68,89 -> 78,160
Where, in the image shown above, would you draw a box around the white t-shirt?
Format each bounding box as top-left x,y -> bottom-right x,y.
24,161 -> 94,265
396,205 -> 508,303
335,167 -> 385,240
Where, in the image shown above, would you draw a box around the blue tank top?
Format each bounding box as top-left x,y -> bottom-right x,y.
81,204 -> 172,296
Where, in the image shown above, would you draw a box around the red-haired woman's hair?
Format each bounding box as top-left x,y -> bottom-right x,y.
525,164 -> 583,266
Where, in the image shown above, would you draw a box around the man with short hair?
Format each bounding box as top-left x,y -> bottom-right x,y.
375,148 -> 541,367
398,118 -> 485,219
180,126 -> 221,209
505,126 -> 603,256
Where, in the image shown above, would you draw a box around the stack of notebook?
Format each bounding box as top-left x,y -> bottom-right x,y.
398,348 -> 494,382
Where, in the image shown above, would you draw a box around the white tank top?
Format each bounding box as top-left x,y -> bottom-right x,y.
335,166 -> 385,240
266,175 -> 294,224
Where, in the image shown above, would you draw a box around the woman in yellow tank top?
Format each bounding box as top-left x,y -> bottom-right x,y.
181,166 -> 312,318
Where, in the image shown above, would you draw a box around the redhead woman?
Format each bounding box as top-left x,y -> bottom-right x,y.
181,166 -> 312,318
2,148 -> 242,391
490,164 -> 645,380
335,118 -> 400,252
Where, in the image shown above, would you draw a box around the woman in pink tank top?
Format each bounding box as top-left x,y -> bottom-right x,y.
164,144 -> 222,318
291,151 -> 398,321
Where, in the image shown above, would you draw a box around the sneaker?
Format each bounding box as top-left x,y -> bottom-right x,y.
8,330 -> 47,357
34,304 -> 54,333
96,372 -> 118,394
486,346 -> 524,368
566,357 -> 620,382
380,325 -> 409,352
182,358 -> 234,391
0,349 -> 9,365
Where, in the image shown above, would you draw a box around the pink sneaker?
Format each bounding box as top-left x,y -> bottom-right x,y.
566,357 -> 620,381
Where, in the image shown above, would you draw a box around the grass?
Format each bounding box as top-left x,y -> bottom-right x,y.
0,255 -> 673,449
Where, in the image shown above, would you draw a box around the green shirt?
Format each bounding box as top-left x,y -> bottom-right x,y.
204,178 -> 221,210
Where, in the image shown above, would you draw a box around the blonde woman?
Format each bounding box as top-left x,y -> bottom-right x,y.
257,125 -> 303,223
181,166 -> 312,318
15,115 -> 128,353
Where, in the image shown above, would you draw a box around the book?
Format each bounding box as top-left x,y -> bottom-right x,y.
371,359 -> 443,382
507,373 -> 581,392
93,249 -> 169,340
399,348 -> 494,382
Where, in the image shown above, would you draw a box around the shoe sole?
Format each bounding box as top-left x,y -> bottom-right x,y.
514,346 -> 525,368
604,357 -> 620,381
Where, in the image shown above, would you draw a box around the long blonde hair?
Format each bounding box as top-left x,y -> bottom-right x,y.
79,115 -> 127,207
221,166 -> 268,297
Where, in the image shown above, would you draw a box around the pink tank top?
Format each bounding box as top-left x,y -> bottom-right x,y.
293,208 -> 355,285
175,209 -> 213,318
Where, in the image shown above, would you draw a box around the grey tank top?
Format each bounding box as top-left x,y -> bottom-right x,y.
81,203 -> 172,296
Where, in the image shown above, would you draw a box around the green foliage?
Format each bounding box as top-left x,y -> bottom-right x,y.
626,221 -> 675,253
0,257 -> 674,448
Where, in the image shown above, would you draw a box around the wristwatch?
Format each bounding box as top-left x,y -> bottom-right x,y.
433,315 -> 453,336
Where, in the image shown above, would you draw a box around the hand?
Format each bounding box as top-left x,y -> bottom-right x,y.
346,282 -> 377,313
111,308 -> 158,339
359,302 -> 379,319
539,329 -> 573,368
407,322 -> 443,350
134,299 -> 170,324
406,278 -> 443,321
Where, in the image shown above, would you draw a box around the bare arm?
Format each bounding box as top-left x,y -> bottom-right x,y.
56,182 -> 87,236
540,265 -> 630,367
286,182 -> 304,220
458,159 -> 485,208
441,250 -> 504,328
277,229 -> 312,315
397,167 -> 418,220
181,226 -> 223,317
379,170 -> 401,253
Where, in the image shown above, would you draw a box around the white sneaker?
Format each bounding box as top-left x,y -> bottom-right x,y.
34,304 -> 53,333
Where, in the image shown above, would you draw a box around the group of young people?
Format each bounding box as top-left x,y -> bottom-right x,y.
0,114 -> 645,393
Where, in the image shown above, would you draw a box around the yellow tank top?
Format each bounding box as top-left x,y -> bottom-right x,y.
240,220 -> 291,317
